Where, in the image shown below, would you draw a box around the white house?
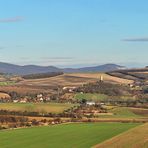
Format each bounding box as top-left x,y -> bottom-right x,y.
13,100 -> 19,103
86,101 -> 95,106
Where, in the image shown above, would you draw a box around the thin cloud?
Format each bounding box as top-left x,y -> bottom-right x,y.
19,57 -> 30,60
41,57 -> 73,60
0,16 -> 23,23
122,38 -> 148,42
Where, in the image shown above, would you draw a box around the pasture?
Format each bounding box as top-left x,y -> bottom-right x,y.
109,107 -> 141,118
0,123 -> 140,148
102,107 -> 148,118
0,103 -> 75,113
75,93 -> 108,101
0,81 -> 15,86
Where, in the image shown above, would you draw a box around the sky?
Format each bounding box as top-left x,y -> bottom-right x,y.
0,0 -> 148,68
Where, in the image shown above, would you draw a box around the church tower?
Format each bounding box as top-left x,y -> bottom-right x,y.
100,75 -> 103,82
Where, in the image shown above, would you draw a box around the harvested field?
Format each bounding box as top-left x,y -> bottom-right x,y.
0,73 -> 133,96
0,93 -> 10,99
108,68 -> 148,81
0,85 -> 55,95
129,108 -> 148,117
94,123 -> 148,148
107,72 -> 139,81
89,118 -> 148,123
17,73 -> 133,87
67,73 -> 133,84
134,72 -> 148,74
17,74 -> 97,87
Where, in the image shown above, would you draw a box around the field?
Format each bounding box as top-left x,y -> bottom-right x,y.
17,73 -> 97,87
17,73 -> 133,87
0,81 -> 15,86
0,92 -> 10,99
107,68 -> 148,81
95,123 -> 148,148
0,73 -> 133,96
101,107 -> 148,118
65,73 -> 133,84
0,123 -> 140,148
75,93 -> 108,101
108,107 -> 142,118
0,103 -> 75,113
0,85 -> 55,95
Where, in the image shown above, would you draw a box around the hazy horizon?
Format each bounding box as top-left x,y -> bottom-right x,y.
0,61 -> 147,69
0,0 -> 148,67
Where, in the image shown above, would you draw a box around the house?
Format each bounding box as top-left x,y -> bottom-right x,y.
39,97 -> 44,102
63,87 -> 77,92
20,100 -> 27,103
128,83 -> 134,88
37,94 -> 43,98
86,101 -> 95,106
19,98 -> 27,103
13,100 -> 19,103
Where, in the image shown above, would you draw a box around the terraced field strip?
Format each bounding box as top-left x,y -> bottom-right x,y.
0,92 -> 10,99
89,118 -> 148,123
67,73 -> 133,84
100,107 -> 148,118
0,103 -> 75,113
18,73 -> 133,88
0,123 -> 140,148
94,123 -> 148,148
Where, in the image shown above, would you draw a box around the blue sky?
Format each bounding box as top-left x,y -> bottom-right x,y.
0,0 -> 148,67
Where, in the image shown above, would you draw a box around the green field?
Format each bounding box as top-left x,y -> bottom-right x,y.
75,93 -> 108,101
101,107 -> 147,118
109,107 -> 141,118
0,103 -> 75,113
0,81 -> 15,86
0,123 -> 140,148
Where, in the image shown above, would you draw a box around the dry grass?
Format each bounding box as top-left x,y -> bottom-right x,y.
18,73 -> 133,87
129,108 -> 148,117
0,73 -> 133,96
134,72 -> 148,74
90,117 -> 148,122
0,103 -> 75,113
66,73 -> 133,84
0,92 -> 10,99
94,123 -> 148,148
17,74 -> 96,87
0,86 -> 54,95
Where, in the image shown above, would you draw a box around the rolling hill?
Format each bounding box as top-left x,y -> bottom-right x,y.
107,68 -> 148,81
0,62 -> 126,75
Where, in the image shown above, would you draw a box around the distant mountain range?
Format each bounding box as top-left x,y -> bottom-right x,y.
0,62 -> 126,75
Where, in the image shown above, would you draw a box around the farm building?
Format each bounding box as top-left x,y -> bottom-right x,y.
86,101 -> 95,106
63,87 -> 77,92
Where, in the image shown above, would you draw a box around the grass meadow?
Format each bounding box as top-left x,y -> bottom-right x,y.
0,103 -> 75,113
0,123 -> 140,148
75,93 -> 108,101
